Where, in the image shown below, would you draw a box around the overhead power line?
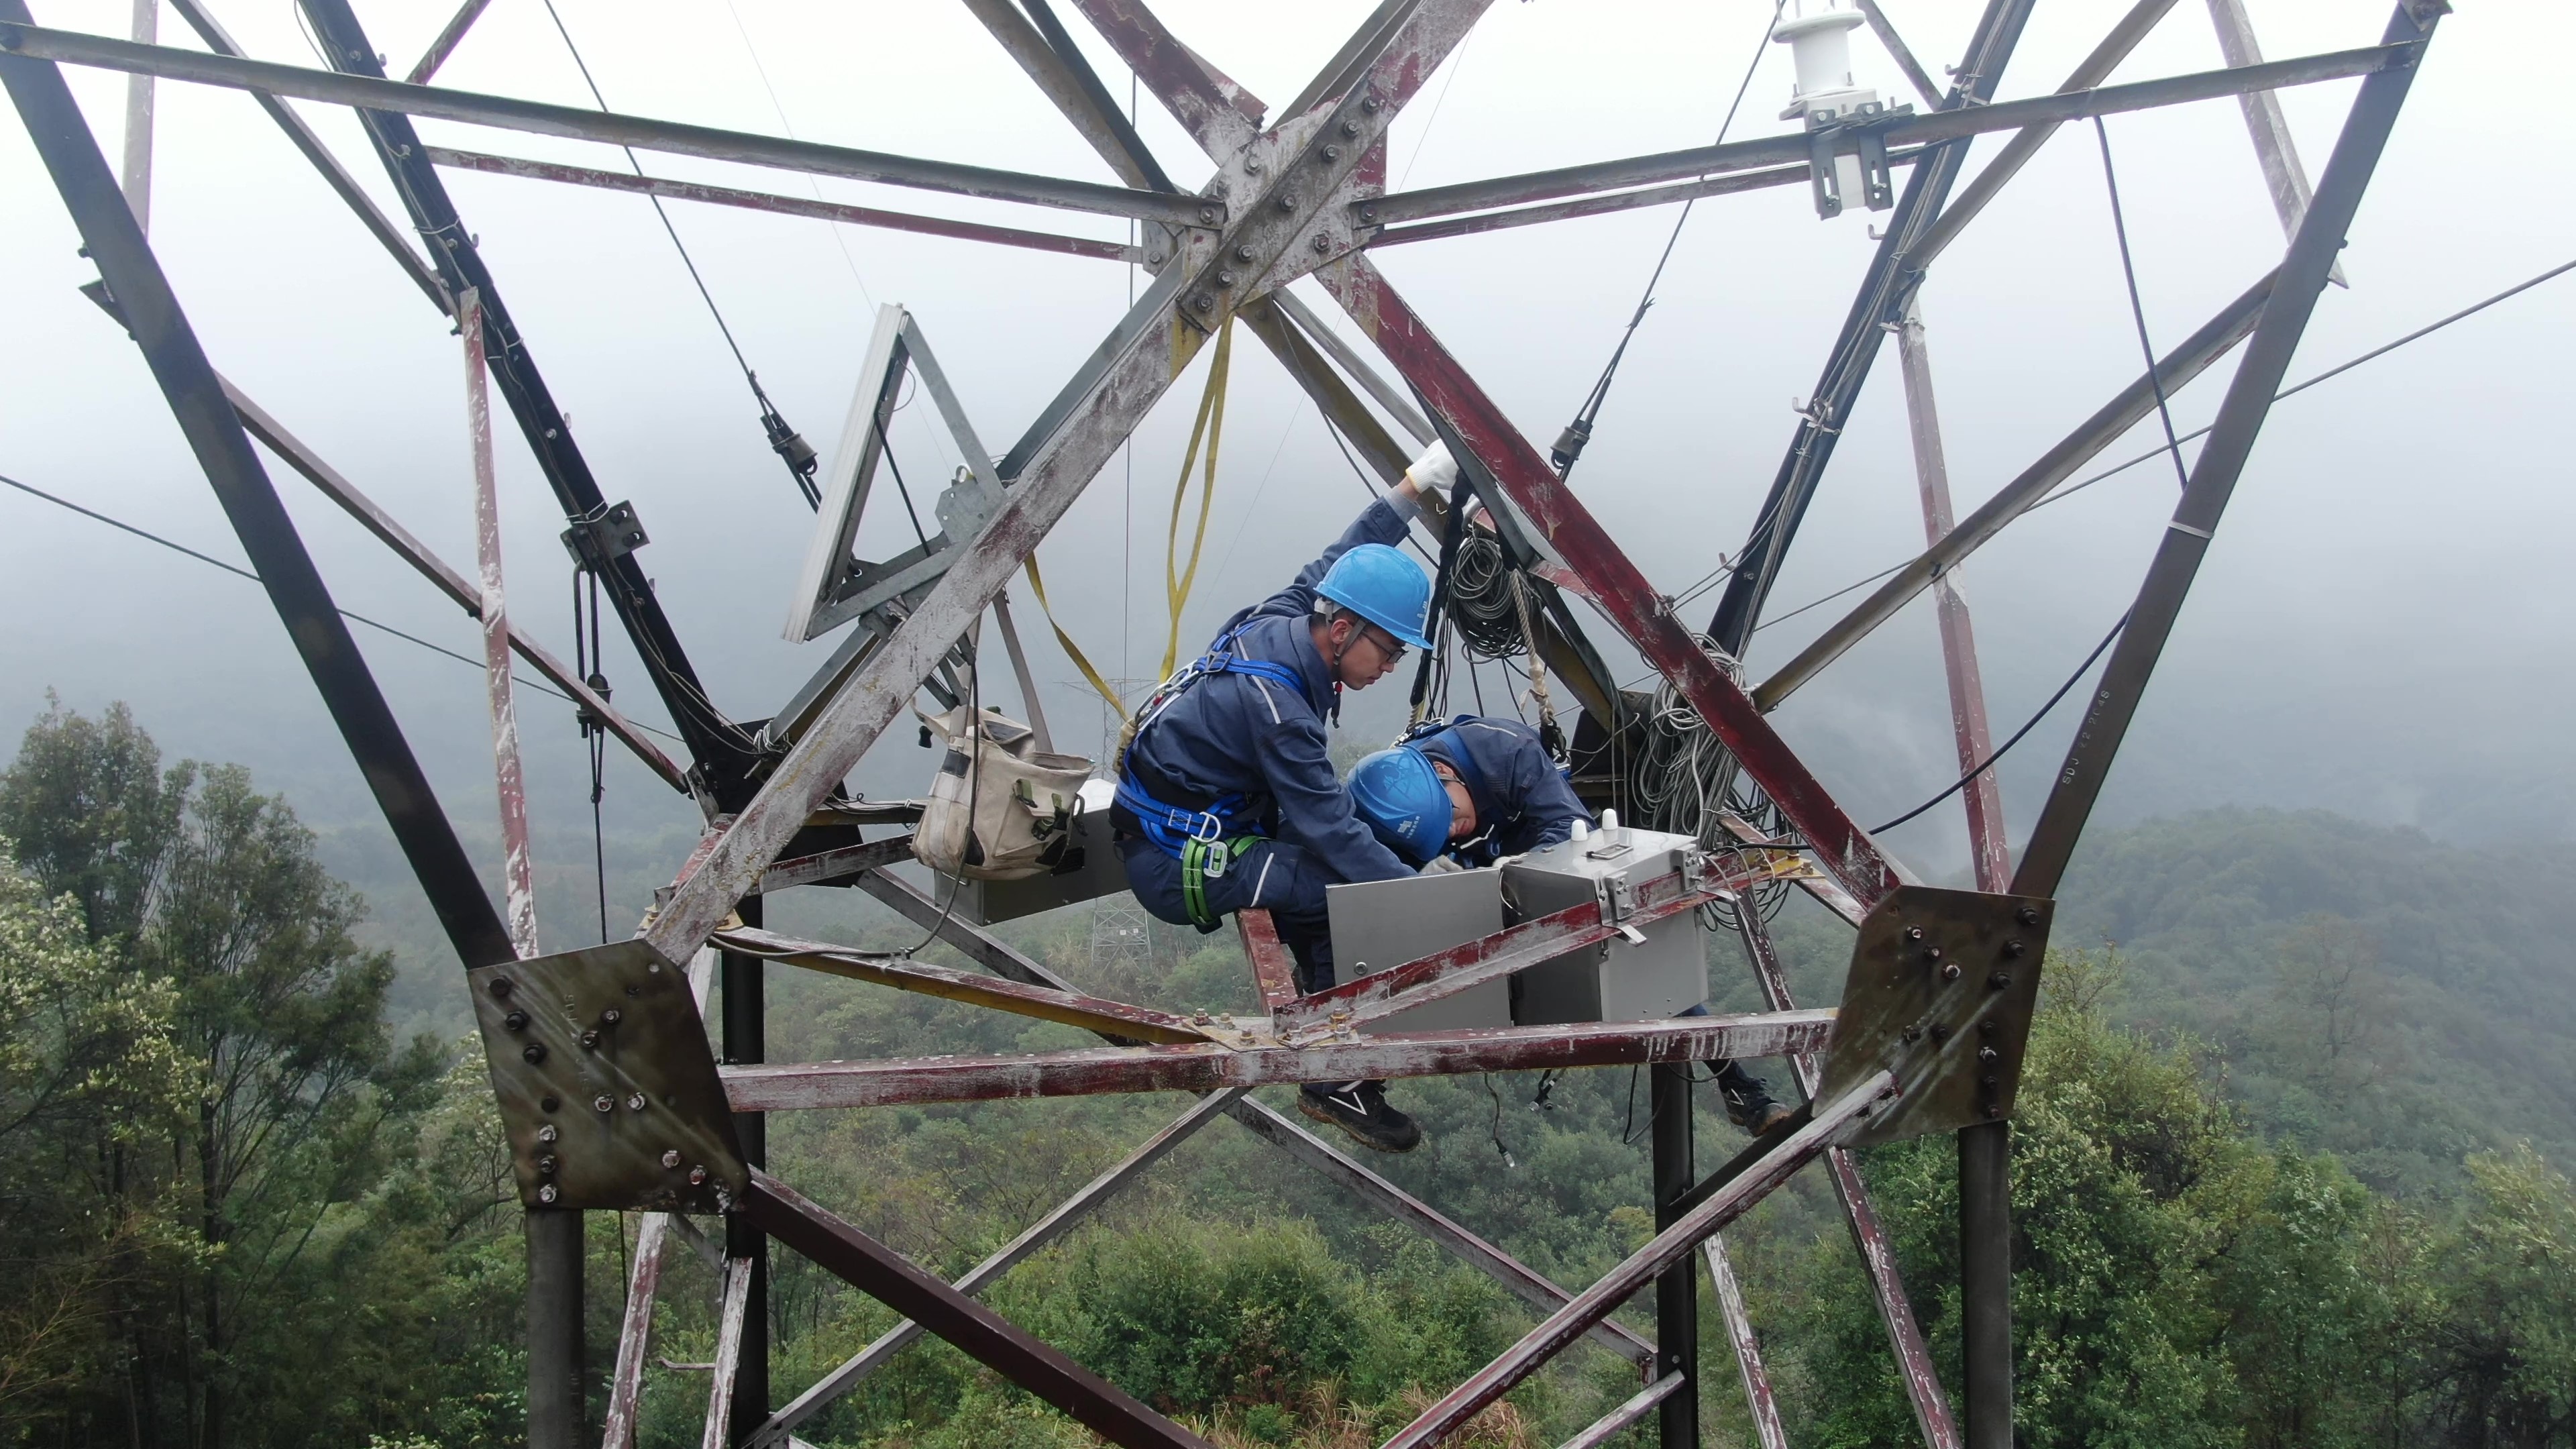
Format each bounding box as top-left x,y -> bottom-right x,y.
0,467 -> 686,746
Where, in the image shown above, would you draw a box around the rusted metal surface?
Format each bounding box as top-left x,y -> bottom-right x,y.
462,288 -> 540,958
710,925 -> 1214,1044
753,1089 -> 1246,1446
757,835 -> 915,892
1235,908 -> 1301,1016
1381,1073 -> 1896,1449
1906,0 -> 2184,272
162,0 -> 451,312
1754,271 -> 2277,712
639,0 -> 1490,969
1819,886 -> 2052,1146
469,940 -> 745,1211
1893,303 -> 2009,893
427,146 -> 1134,262
1224,1096 -> 1657,1371
1560,1371 -> 1688,1449
740,1169 -> 1217,1449
724,1009 -> 1835,1111
1323,254 -> 1910,910
1236,298 -> 1413,484
1063,0 -> 1265,159
602,1210 -> 669,1449
848,867 -> 1083,994
405,0 -> 488,85
1702,1237 -> 1788,1449
700,1255 -> 754,1449
209,370 -> 689,793
1354,41 -> 2416,228
2015,1 -> 2441,902
0,21 -> 1213,226
1267,289 -> 1433,443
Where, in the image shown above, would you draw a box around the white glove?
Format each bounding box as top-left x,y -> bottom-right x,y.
1417,854 -> 1465,875
1404,442 -> 1460,502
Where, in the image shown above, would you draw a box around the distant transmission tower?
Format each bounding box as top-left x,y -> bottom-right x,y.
1087,678 -> 1156,978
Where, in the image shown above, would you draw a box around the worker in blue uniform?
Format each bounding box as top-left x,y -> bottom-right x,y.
1348,720 -> 1794,1135
1112,444 -> 1461,1153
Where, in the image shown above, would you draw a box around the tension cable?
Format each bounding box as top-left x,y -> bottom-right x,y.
538,0 -> 820,506
1548,0 -> 1786,478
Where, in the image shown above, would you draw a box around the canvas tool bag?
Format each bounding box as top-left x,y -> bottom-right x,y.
913,705 -> 1093,881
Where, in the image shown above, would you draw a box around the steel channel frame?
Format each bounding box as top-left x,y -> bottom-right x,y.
1703,1236 -> 1789,1449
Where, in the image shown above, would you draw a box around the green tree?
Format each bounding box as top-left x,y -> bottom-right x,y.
0,853 -> 193,1423
2426,1144 -> 2576,1446
0,696 -> 182,943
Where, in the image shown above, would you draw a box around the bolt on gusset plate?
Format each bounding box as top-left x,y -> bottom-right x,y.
1818,885 -> 2054,1146
469,940 -> 747,1212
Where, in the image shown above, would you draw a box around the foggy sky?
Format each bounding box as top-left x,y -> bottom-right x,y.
3,0 -> 2570,944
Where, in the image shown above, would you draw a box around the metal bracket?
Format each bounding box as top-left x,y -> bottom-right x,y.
1802,101 -> 1909,219
1817,884 -> 2053,1145
469,940 -> 747,1212
561,499 -> 647,567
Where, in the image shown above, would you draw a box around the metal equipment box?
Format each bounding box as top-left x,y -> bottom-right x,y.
945,780 -> 1131,926
1326,868 -> 1511,1033
1503,825 -> 1708,1025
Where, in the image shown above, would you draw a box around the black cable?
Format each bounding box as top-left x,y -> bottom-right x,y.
537,0 -> 819,505
871,407 -> 932,551
0,468 -> 699,742
1871,610 -> 2128,835
2093,116 -> 2192,493
1550,0 -> 1785,478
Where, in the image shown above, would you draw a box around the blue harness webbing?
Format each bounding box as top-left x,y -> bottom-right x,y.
1117,625 -> 1307,861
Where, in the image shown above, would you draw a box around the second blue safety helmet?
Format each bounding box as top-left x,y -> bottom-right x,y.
1316,543 -> 1434,650
1348,745 -> 1452,865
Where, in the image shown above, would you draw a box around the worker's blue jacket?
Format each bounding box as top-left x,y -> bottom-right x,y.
1411,714 -> 1592,868
1115,498 -> 1416,888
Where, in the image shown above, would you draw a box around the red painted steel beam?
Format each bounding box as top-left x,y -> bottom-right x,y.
741,1169 -> 1215,1449
710,926 -> 1215,1044
1321,254 -> 1910,909
722,1009 -> 1836,1110
1062,0 -> 1265,159
1236,909 -> 1299,1015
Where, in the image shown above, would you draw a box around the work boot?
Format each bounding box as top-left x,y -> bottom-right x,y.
1717,1061 -> 1794,1136
1298,1080 -> 1423,1153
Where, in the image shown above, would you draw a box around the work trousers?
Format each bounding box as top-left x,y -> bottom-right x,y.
1117,835 -> 1340,991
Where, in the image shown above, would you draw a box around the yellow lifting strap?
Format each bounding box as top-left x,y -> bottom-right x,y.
1161,317 -> 1233,679
1018,315 -> 1238,730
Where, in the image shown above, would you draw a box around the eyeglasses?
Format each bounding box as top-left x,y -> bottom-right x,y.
1364,625 -> 1408,663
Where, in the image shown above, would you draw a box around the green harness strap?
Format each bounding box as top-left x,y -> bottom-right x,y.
1179,835 -> 1258,929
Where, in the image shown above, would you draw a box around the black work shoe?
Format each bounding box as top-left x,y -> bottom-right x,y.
1298,1081 -> 1423,1153
1717,1062 -> 1794,1136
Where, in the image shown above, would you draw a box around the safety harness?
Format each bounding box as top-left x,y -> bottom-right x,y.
1115,623 -> 1308,926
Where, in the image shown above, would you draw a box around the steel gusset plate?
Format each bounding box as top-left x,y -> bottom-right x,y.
1819,885 -> 2053,1146
470,941 -> 747,1212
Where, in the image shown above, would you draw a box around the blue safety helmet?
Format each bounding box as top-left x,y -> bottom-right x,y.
1316,543 -> 1434,651
1348,745 -> 1452,865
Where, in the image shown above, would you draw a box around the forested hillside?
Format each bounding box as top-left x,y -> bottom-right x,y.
3,704 -> 2571,1447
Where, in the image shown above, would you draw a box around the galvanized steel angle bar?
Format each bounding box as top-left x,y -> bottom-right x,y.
1379,1073 -> 1898,1449
0,17 -> 520,971
709,925 -> 1216,1044
637,0 -> 1491,966
2013,0 -> 2445,899
1061,0 -> 1267,161
720,1011 -> 1838,1111
1316,254 -> 1913,910
749,1088 -> 1248,1446
1703,1236 -> 1790,1449
742,1169 -> 1218,1449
